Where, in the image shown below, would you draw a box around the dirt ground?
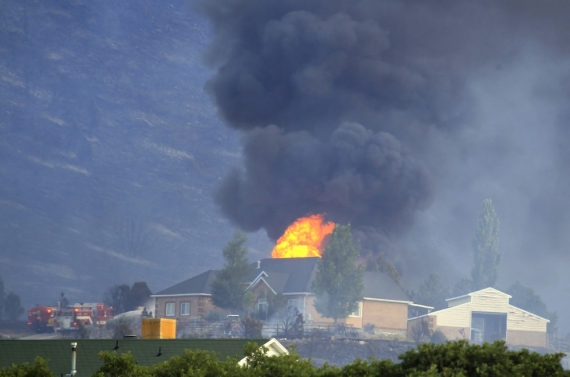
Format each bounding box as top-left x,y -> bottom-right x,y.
280,338 -> 417,367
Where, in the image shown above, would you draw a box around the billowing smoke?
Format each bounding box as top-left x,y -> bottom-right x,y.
215,122 -> 431,240
195,0 -> 570,288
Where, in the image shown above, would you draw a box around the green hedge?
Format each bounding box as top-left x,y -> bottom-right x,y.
1,340 -> 568,377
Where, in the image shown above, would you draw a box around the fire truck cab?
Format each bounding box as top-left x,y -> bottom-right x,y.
27,306 -> 57,333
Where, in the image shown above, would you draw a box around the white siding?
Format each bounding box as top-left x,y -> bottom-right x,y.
507,306 -> 548,332
430,303 -> 471,328
470,289 -> 510,312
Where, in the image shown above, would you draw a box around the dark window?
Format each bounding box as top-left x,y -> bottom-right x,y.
471,312 -> 507,343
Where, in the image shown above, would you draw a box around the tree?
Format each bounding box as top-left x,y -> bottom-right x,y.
311,224 -> 364,323
4,292 -> 24,321
277,306 -> 305,339
410,273 -> 450,311
103,284 -> 131,314
127,282 -> 152,311
365,252 -> 402,286
211,231 -> 252,312
451,277 -> 473,297
471,199 -> 501,290
507,281 -> 557,336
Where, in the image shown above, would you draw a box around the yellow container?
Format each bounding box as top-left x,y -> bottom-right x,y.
142,318 -> 176,339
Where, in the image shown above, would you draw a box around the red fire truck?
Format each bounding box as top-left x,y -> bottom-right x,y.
28,303 -> 114,333
27,306 -> 57,333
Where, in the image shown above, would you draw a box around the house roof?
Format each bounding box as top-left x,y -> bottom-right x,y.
248,258 -> 320,294
0,338 -> 266,377
362,271 -> 411,302
152,257 -> 410,303
152,270 -> 218,296
445,287 -> 512,302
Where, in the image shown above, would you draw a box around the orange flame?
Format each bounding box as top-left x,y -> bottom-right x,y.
271,214 -> 335,258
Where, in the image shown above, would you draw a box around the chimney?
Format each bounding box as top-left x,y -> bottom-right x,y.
257,261 -> 261,269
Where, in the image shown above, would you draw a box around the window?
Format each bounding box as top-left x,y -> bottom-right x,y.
165,303 -> 175,317
180,302 -> 190,316
287,299 -> 298,309
349,302 -> 362,317
257,296 -> 268,313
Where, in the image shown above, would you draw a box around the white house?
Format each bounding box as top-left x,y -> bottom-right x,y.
407,287 -> 549,347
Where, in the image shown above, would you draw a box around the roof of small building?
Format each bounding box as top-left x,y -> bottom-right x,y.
445,287 -> 512,302
152,269 -> 218,296
0,338 -> 266,377
363,271 -> 411,302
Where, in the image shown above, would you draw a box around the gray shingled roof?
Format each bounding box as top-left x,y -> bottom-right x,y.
362,272 -> 411,302
0,339 -> 264,377
249,258 -> 320,293
152,270 -> 218,296
153,257 -> 409,302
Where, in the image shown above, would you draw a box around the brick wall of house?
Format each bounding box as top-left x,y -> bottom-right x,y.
363,300 -> 408,333
507,330 -> 547,347
302,296 -> 408,331
154,296 -> 213,320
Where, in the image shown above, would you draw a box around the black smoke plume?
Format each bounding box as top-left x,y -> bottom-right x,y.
196,0 -> 570,274
215,123 -> 431,240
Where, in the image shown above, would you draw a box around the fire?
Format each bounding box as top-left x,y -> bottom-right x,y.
271,214 -> 335,258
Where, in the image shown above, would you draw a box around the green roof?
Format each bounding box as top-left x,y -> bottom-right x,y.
0,338 -> 267,377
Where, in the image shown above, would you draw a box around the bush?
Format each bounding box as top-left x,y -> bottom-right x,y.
113,317 -> 133,338
241,316 -> 263,338
5,340 -> 570,377
410,319 -> 430,344
429,329 -> 447,344
204,311 -> 223,322
0,357 -> 54,377
77,321 -> 91,339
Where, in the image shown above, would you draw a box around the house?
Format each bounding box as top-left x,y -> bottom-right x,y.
407,287 -> 549,347
153,257 -> 427,335
0,338 -> 286,377
152,269 -> 217,319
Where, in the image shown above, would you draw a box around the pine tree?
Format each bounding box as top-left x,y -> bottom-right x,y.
471,199 -> 501,290
211,231 -> 252,312
311,224 -> 364,323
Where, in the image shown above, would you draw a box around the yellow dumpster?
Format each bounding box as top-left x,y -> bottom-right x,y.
141,318 -> 176,339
